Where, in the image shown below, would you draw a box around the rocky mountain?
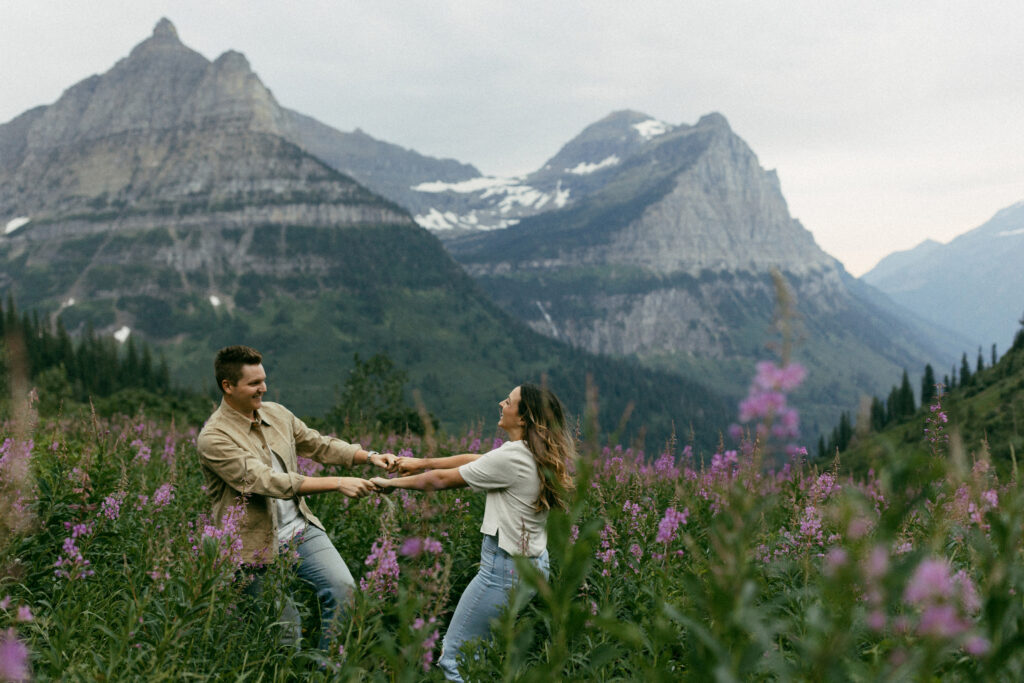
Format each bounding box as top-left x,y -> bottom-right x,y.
862,201 -> 1024,353
443,113 -> 969,435
0,19 -> 731,447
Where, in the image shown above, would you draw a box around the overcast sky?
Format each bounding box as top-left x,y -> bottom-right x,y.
3,1 -> 1023,275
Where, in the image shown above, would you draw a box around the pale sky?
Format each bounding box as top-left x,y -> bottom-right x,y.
3,1 -> 1023,276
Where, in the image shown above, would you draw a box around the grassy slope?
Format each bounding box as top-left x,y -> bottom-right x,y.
829,332 -> 1024,478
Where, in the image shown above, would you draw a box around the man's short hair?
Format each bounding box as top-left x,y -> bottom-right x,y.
215,345 -> 263,393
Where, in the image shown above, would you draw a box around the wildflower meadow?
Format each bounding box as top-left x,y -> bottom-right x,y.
2,358 -> 1024,681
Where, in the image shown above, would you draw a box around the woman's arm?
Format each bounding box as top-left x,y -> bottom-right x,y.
371,468 -> 466,492
393,453 -> 482,474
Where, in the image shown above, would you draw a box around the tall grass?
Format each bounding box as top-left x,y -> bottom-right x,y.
2,384 -> 1023,680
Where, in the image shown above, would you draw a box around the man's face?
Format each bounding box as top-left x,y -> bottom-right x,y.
223,363 -> 267,418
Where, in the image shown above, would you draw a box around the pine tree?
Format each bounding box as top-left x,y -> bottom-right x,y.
920,364 -> 937,408
898,370 -> 915,418
960,353 -> 972,386
976,347 -> 985,375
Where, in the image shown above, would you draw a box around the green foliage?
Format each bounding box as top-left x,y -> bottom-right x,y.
0,299 -> 200,421
4,390 -> 1024,680
321,353 -> 433,435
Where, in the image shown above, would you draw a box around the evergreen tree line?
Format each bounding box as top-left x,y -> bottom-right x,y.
0,296 -> 171,407
819,331 -> 1022,460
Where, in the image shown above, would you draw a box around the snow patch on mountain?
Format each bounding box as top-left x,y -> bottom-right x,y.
633,119 -> 671,140
998,228 -> 1024,237
566,155 -> 620,175
413,176 -> 519,194
414,208 -> 518,232
4,217 -> 30,235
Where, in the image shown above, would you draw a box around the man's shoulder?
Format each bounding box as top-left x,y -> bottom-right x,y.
259,401 -> 294,421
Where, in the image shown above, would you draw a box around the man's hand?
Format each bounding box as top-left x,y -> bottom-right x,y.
392,456 -> 425,475
336,477 -> 376,498
370,476 -> 395,494
369,452 -> 398,470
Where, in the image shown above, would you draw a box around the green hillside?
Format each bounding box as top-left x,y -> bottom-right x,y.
1,222 -> 732,452
825,324 -> 1024,479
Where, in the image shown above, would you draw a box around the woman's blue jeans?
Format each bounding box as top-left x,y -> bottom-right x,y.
245,525 -> 356,650
438,534 -> 549,682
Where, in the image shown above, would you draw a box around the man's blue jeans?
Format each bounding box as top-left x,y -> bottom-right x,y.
438,534 -> 549,682
246,525 -> 356,650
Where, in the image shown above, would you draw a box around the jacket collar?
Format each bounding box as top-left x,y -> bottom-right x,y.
217,397 -> 271,430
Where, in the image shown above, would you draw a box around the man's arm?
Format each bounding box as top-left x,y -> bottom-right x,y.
289,412 -> 396,469
392,453 -> 482,475
299,475 -> 376,497
371,468 -> 467,492
199,430 -> 375,499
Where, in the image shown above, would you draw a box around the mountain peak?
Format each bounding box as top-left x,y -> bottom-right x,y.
152,18 -> 179,41
696,112 -> 731,131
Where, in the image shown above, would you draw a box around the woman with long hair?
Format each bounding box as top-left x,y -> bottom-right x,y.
371,383 -> 575,682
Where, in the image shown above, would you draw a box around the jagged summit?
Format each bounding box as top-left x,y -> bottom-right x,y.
0,19 -> 404,226
153,17 -> 179,40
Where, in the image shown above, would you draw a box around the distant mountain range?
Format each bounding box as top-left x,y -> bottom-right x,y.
862,201 -> 1024,354
0,19 -> 730,447
0,18 -> 982,442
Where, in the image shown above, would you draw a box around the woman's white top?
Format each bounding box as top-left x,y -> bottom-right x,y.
459,440 -> 547,557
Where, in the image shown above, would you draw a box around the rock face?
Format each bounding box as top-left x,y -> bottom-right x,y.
446,113 -> 967,434
863,201 -> 1024,352
0,19 -> 402,229
0,19 -> 730,445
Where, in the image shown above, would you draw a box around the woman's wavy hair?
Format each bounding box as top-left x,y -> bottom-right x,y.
518,383 -> 576,512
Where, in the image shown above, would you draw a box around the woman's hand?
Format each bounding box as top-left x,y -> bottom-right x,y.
370,476 -> 394,493
336,477 -> 376,498
369,452 -> 398,469
391,456 -> 425,475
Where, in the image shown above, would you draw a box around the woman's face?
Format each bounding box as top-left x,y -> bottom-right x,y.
497,386 -> 524,436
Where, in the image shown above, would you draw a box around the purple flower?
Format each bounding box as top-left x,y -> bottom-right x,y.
655,507 -> 689,545
360,537 -> 400,598
0,629 -> 30,682
101,492 -> 125,521
399,536 -> 443,557
904,559 -> 953,605
917,604 -> 969,639
152,483 -> 175,509
964,635 -> 991,655
15,606 -> 31,623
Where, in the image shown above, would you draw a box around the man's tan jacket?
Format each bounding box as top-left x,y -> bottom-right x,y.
197,399 -> 361,563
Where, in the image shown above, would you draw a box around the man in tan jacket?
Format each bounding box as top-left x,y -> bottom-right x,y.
197,345 -> 395,649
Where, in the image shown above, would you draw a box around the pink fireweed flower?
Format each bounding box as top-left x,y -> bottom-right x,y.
162,436 -> 176,463
0,628 -> 30,683
100,491 -> 126,521
131,439 -> 152,464
360,537 -> 399,598
863,546 -> 889,581
866,610 -> 887,632
918,604 -> 970,639
653,451 -> 680,480
399,536 -> 443,557
655,507 -> 689,545
15,606 -> 31,623
798,506 -> 823,546
824,547 -> 848,576
733,361 -> 806,444
597,524 -> 619,575
904,558 -> 954,605
411,616 -> 440,671
152,483 -> 175,509
964,635 -> 991,655
953,570 -> 981,614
